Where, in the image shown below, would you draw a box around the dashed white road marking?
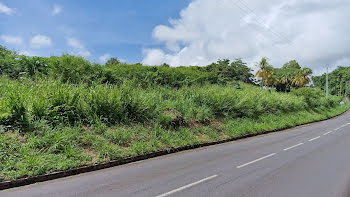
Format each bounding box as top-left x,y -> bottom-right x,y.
237,153 -> 276,169
159,120 -> 349,196
283,143 -> 303,151
155,175 -> 218,197
309,136 -> 321,142
335,124 -> 348,131
323,131 -> 333,135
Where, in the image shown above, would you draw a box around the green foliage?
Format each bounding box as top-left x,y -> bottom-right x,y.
253,59 -> 313,91
101,63 -> 222,88
0,103 -> 348,181
0,45 -> 260,89
291,87 -> 341,108
0,46 -> 252,88
46,54 -> 103,84
313,66 -> 350,97
105,57 -> 121,66
206,59 -> 253,84
274,60 -> 312,91
282,60 -> 301,70
0,77 -> 341,133
0,47 -> 48,79
0,44 -> 348,182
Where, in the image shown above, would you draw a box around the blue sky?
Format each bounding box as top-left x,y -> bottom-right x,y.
1,0 -> 350,74
0,0 -> 191,63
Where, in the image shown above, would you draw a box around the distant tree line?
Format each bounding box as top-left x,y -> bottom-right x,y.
0,45 -> 317,91
313,66 -> 350,97
0,45 -> 254,88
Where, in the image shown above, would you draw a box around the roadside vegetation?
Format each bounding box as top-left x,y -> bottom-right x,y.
0,45 -> 348,181
313,66 -> 350,97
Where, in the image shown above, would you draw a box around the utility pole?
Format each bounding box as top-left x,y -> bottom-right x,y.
345,81 -> 348,97
346,81 -> 349,103
326,65 -> 329,99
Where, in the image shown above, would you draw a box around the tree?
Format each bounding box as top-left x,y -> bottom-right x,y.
206,59 -> 253,83
275,60 -> 312,91
105,57 -> 120,66
276,72 -> 293,92
282,60 -> 301,70
313,66 -> 350,96
292,67 -> 312,87
255,57 -> 275,87
265,69 -> 278,87
161,63 -> 170,67
230,59 -> 253,83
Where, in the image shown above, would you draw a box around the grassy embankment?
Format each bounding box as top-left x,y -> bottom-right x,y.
0,76 -> 348,181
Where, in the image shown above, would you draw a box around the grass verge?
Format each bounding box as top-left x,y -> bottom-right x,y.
1,104 -> 348,182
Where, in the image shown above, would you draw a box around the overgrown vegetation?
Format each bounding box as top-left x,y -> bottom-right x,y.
313,66 -> 350,97
0,45 -> 348,181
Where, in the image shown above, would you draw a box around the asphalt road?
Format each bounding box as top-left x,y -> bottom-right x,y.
2,111 -> 350,197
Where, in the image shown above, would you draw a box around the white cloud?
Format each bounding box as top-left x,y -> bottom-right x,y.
99,53 -> 111,63
30,35 -> 52,49
0,35 -> 23,45
19,50 -> 36,56
67,37 -> 91,57
143,0 -> 350,74
142,49 -> 166,65
52,4 -> 62,16
0,2 -> 14,15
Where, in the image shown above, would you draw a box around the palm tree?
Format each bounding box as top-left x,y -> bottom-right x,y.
255,57 -> 270,87
292,67 -> 312,87
280,72 -> 293,92
265,70 -> 278,87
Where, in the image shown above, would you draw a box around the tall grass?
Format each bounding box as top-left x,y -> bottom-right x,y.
0,77 -> 341,131
0,47 -> 347,182
0,76 -> 346,181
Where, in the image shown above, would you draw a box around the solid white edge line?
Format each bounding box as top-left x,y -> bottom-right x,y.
323,131 -> 333,135
283,143 -> 303,151
237,153 -> 276,169
308,136 -> 321,142
155,175 -> 218,197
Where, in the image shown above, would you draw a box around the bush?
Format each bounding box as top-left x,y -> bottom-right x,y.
291,87 -> 340,108
0,78 -> 339,132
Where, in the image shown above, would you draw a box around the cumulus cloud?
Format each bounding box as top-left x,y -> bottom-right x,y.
0,2 -> 14,15
0,35 -> 23,45
67,37 -> 91,57
52,4 -> 62,16
99,53 -> 111,63
143,0 -> 350,74
142,49 -> 166,65
30,35 -> 52,49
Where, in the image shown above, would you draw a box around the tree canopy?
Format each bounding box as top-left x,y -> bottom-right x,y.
313,66 -> 350,96
254,58 -> 313,91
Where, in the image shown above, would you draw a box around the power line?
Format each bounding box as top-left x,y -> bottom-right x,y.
233,0 -> 292,45
237,0 -> 292,44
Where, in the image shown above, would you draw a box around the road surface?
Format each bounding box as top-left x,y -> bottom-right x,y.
2,111 -> 350,197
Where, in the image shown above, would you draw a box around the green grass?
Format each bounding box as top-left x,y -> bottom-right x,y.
1,46 -> 347,182
0,105 -> 348,181
0,76 -> 348,181
0,77 -> 340,127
